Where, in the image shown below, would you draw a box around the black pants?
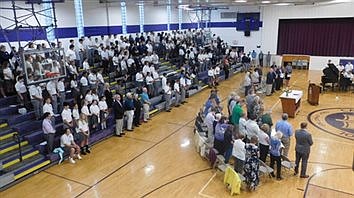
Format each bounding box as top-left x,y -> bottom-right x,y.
295,151 -> 309,176
270,154 -> 282,178
259,144 -> 269,163
134,109 -> 141,125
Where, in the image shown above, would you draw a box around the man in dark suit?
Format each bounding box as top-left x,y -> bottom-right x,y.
294,122 -> 313,178
112,94 -> 125,137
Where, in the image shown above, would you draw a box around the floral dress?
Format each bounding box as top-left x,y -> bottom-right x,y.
244,143 -> 260,190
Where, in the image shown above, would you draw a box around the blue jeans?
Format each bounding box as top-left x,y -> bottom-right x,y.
224,147 -> 233,163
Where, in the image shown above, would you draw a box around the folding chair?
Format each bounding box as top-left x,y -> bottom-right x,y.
281,155 -> 296,171
258,159 -> 274,178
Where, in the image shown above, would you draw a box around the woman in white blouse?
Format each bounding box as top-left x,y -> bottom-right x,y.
78,113 -> 90,155
43,97 -> 55,127
84,90 -> 93,104
89,100 -> 100,131
98,96 -> 108,129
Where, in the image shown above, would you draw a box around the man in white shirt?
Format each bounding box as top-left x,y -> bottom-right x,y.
57,78 -> 66,113
96,69 -> 105,97
135,71 -> 144,88
142,63 -> 151,76
61,102 -> 73,129
46,80 -> 58,114
179,74 -> 187,104
163,82 -> 172,112
245,115 -> 261,141
161,73 -> 167,88
80,72 -> 89,96
173,80 -> 181,107
88,70 -> 98,90
29,83 -> 43,120
66,44 -> 77,63
15,76 -> 30,109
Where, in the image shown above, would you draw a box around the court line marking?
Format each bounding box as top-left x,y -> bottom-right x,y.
198,172 -> 217,198
307,183 -> 354,196
303,167 -> 351,198
43,170 -> 91,187
75,118 -> 197,198
140,168 -> 212,197
123,136 -> 157,144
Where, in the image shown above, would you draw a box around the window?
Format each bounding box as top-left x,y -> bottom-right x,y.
121,2 -> 127,34
42,2 -> 55,41
74,0 -> 84,38
178,0 -> 182,30
167,0 -> 171,31
138,3 -> 144,33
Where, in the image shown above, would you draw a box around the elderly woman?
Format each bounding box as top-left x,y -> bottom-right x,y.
259,124 -> 270,163
244,135 -> 260,191
270,131 -> 283,180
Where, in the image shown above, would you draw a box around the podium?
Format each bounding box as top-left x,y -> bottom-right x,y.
308,83 -> 320,105
279,90 -> 303,118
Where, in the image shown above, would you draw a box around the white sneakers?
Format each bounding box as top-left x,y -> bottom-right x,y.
69,157 -> 76,164
77,154 -> 82,160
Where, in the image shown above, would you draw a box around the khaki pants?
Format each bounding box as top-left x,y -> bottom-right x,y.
143,103 -> 150,121
115,119 -> 123,135
281,137 -> 290,157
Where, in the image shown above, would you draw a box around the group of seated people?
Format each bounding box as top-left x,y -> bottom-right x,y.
201,86 -> 301,191
322,60 -> 354,91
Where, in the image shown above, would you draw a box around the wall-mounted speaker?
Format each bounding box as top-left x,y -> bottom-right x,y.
244,31 -> 250,37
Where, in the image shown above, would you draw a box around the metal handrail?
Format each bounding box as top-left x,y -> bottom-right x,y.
12,133 -> 23,162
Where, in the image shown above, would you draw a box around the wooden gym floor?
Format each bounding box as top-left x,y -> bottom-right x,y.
1,69 -> 353,198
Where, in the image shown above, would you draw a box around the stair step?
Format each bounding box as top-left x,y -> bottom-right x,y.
14,159 -> 50,180
0,132 -> 17,141
0,123 -> 8,129
0,145 -> 34,161
2,150 -> 40,169
0,141 -> 28,155
3,153 -> 43,173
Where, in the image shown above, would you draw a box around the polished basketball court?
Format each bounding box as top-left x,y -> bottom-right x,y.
1,69 -> 353,198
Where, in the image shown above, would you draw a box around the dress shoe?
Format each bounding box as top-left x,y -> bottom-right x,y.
127,129 -> 133,132
300,175 -> 309,178
175,104 -> 180,107
121,133 -> 125,135
166,110 -> 171,112
116,134 -> 122,137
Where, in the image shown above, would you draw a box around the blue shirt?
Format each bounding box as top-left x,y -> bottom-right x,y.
269,137 -> 282,156
275,120 -> 293,138
124,99 -> 134,110
140,92 -> 149,103
214,123 -> 228,141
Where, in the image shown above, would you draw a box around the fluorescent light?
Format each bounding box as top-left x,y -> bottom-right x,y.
235,0 -> 247,2
275,3 -> 291,6
261,0 -> 271,3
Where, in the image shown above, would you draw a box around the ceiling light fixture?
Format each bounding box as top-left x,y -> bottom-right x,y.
261,0 -> 271,3
275,3 -> 291,6
235,0 -> 247,2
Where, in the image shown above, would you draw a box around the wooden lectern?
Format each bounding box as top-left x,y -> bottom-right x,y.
279,90 -> 303,118
308,83 -> 320,105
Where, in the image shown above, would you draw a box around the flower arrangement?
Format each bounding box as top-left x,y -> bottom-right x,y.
283,87 -> 292,96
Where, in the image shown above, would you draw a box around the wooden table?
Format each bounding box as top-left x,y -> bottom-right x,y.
279,90 -> 303,118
